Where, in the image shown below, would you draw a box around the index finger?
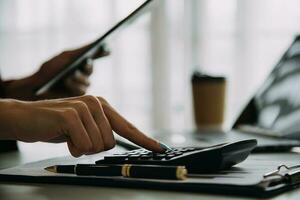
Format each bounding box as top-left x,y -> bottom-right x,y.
97,97 -> 167,153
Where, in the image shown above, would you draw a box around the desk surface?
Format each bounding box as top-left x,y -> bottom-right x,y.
1,146 -> 300,200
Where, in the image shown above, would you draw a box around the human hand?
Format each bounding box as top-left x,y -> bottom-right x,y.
36,44 -> 110,99
2,43 -> 109,101
0,95 -> 166,157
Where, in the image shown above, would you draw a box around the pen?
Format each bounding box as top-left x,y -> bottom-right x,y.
45,164 -> 187,180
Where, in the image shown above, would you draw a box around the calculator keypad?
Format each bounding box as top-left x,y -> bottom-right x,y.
101,147 -> 202,163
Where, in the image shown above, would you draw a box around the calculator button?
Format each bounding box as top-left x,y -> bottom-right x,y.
128,155 -> 140,160
113,153 -> 126,156
153,153 -> 165,156
153,154 -> 166,158
128,154 -> 140,157
186,148 -> 196,151
174,148 -> 183,151
153,157 -> 165,160
104,155 -> 127,162
174,152 -> 183,156
140,155 -> 152,159
178,149 -> 188,153
165,155 -> 175,159
166,149 -> 176,153
165,154 -> 175,159
128,152 -> 138,155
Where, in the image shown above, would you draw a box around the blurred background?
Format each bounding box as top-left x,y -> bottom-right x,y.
1,0 -> 300,161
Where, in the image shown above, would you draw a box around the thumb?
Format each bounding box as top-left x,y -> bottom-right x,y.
64,43 -> 110,60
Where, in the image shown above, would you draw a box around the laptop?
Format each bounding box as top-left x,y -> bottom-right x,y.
193,35 -> 300,152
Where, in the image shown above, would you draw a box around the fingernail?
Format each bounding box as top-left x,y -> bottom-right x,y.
159,142 -> 172,151
86,58 -> 93,66
101,43 -> 109,52
75,70 -> 82,78
100,44 -> 110,55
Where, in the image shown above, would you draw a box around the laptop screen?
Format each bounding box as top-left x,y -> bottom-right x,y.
254,36 -> 300,138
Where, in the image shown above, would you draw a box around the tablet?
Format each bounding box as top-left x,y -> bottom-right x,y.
36,0 -> 154,95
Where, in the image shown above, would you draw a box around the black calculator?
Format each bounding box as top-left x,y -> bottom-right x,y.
95,139 -> 257,173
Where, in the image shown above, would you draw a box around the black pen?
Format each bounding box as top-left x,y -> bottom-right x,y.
45,164 -> 187,180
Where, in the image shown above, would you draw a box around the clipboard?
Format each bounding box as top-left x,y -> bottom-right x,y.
1,153 -> 300,198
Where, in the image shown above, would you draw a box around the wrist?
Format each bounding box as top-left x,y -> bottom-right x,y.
0,99 -> 24,140
3,75 -> 39,101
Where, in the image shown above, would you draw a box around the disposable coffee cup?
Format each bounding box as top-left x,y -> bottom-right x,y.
192,72 -> 226,131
